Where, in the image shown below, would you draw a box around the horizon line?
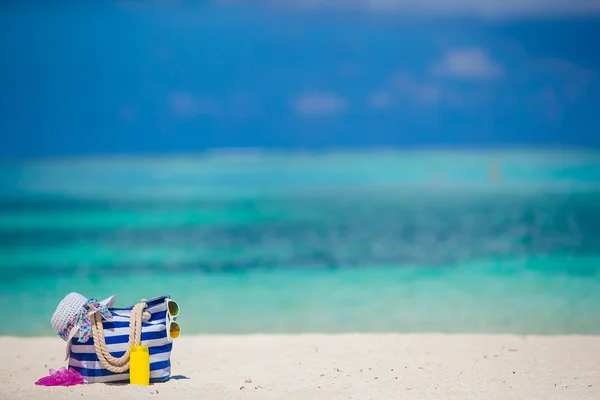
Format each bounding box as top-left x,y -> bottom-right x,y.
2,144 -> 600,163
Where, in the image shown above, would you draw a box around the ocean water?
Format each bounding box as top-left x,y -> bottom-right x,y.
1,149 -> 600,336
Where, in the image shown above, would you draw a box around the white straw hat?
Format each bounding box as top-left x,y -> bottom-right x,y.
51,292 -> 116,360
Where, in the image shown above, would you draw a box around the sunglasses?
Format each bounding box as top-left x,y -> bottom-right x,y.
165,299 -> 181,340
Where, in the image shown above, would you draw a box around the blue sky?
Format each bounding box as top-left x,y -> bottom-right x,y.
1,0 -> 599,158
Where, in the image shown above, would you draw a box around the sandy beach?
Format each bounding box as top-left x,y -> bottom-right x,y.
1,334 -> 599,400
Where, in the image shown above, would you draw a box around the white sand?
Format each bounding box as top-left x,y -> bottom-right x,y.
1,334 -> 599,400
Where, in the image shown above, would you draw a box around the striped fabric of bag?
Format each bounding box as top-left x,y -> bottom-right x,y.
68,295 -> 173,383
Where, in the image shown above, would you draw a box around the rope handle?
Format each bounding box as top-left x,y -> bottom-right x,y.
91,300 -> 148,373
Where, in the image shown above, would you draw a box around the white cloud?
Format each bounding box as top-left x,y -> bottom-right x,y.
219,0 -> 600,18
293,92 -> 347,116
365,0 -> 600,18
168,91 -> 219,119
432,48 -> 502,80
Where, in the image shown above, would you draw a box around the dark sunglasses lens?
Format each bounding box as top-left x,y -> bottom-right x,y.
168,301 -> 179,317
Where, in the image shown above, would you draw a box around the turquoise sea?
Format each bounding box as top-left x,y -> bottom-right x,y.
1,149 -> 600,336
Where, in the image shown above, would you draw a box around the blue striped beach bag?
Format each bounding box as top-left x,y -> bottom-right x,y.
51,293 -> 179,384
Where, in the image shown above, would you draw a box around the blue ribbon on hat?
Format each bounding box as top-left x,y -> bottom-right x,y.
59,298 -> 113,343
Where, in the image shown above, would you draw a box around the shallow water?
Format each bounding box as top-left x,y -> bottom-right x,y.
1,149 -> 599,335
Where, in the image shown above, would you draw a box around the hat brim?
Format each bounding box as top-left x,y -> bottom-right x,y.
64,295 -> 116,360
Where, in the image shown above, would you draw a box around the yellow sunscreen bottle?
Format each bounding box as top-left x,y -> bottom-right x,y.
130,346 -> 150,386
